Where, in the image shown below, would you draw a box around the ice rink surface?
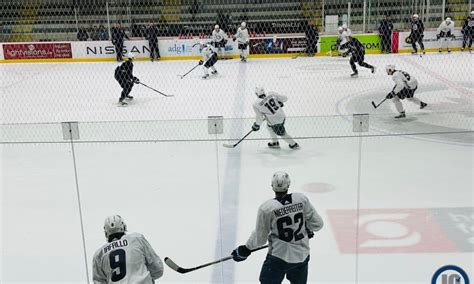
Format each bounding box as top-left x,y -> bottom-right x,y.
1,52 -> 473,283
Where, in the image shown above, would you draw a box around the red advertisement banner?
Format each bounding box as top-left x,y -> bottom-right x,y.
3,43 -> 72,60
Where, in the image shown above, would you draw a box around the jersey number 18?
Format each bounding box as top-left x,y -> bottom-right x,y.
264,98 -> 280,114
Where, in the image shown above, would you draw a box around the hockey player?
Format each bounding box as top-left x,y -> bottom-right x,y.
252,87 -> 299,149
410,14 -> 425,54
437,17 -> 455,53
231,171 -> 324,284
92,215 -> 164,283
114,52 -> 139,106
339,35 -> 376,78
198,42 -> 218,79
336,24 -> 352,56
212,24 -> 227,59
385,65 -> 427,119
234,22 -> 249,62
461,11 -> 474,52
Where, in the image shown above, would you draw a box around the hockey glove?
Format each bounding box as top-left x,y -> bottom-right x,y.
306,229 -> 314,239
133,77 -> 140,84
278,101 -> 284,107
232,245 -> 251,262
386,91 -> 395,99
199,60 -> 204,65
252,123 -> 260,131
436,34 -> 440,40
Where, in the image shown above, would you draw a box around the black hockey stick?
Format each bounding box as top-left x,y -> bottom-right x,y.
179,64 -> 200,79
222,129 -> 254,148
371,98 -> 387,109
138,82 -> 174,97
164,245 -> 268,274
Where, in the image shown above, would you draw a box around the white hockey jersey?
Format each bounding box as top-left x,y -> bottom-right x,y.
253,92 -> 288,126
92,232 -> 163,284
437,20 -> 455,34
212,29 -> 227,43
339,28 -> 352,46
245,192 -> 324,264
201,45 -> 216,61
392,70 -> 418,94
235,27 -> 249,44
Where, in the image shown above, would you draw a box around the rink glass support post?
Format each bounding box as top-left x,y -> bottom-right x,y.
352,114 -> 369,133
208,116 -> 224,135
62,122 -> 80,140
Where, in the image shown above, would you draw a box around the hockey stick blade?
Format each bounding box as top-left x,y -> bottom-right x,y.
222,143 -> 236,148
164,257 -> 195,274
371,101 -> 377,108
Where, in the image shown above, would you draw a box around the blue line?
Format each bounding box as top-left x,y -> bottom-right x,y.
211,62 -> 248,283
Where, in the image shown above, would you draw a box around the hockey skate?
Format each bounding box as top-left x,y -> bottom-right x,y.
438,48 -> 442,53
126,95 -> 134,100
447,49 -> 451,53
371,66 -> 376,74
350,72 -> 358,78
118,99 -> 128,106
289,143 -> 300,150
420,102 -> 427,109
211,70 -> 218,75
268,141 -> 280,148
394,112 -> 406,119
202,74 -> 209,79
411,51 -> 417,55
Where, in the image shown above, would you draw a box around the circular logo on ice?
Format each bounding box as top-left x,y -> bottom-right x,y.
432,265 -> 470,284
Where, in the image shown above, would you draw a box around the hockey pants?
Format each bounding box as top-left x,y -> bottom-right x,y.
268,123 -> 296,145
411,35 -> 424,52
350,54 -> 373,73
391,88 -> 422,113
259,255 -> 309,284
462,32 -> 473,49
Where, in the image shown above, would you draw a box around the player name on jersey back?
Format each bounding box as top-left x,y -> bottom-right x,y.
103,239 -> 129,254
274,202 -> 304,218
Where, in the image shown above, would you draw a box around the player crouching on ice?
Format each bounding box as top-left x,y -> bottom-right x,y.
198,42 -> 218,79
385,65 -> 427,119
437,17 -> 455,53
252,87 -> 300,149
114,52 -> 140,106
339,35 -> 375,78
231,172 -> 324,284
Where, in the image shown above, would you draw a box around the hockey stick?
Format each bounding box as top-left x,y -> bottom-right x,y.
138,82 -> 174,97
222,129 -> 254,148
371,98 -> 387,109
165,245 -> 268,274
179,64 -> 200,79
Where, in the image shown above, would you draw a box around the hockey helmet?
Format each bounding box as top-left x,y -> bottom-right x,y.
214,24 -> 219,30
104,215 -> 127,240
446,17 -> 452,23
385,64 -> 396,73
255,87 -> 265,98
337,26 -> 343,33
413,14 -> 419,19
241,22 -> 246,28
271,171 -> 291,193
342,23 -> 348,29
127,52 -> 135,60
471,11 -> 474,16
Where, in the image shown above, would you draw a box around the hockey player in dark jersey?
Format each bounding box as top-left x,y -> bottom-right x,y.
339,36 -> 375,78
410,14 -> 425,54
461,11 -> 474,52
114,52 -> 140,106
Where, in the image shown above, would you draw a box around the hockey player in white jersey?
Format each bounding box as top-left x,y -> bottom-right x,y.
252,87 -> 299,149
231,171 -> 324,284
336,24 -> 351,56
212,24 -> 228,59
198,42 -> 218,79
385,65 -> 427,118
437,17 -> 455,53
92,215 -> 164,284
234,22 -> 249,62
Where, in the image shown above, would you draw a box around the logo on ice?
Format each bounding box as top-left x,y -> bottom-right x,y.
432,265 -> 470,284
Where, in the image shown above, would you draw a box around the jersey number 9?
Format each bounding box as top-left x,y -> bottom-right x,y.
276,212 -> 305,242
109,249 -> 127,282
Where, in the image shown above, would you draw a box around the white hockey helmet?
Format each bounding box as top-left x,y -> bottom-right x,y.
104,215 -> 127,240
271,171 -> 291,193
413,14 -> 419,18
214,24 -> 219,30
445,17 -> 451,23
337,26 -> 343,33
127,52 -> 135,60
471,11 -> 474,16
342,23 -> 348,29
255,87 -> 265,98
241,22 -> 247,28
385,64 -> 396,73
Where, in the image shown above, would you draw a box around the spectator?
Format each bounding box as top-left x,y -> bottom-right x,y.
111,22 -> 129,61
305,23 -> 319,56
90,25 -> 100,41
77,27 -> 89,41
146,22 -> 160,61
99,25 -> 108,40
379,14 -> 393,53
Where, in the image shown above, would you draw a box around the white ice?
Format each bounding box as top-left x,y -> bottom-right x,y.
1,53 -> 473,283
